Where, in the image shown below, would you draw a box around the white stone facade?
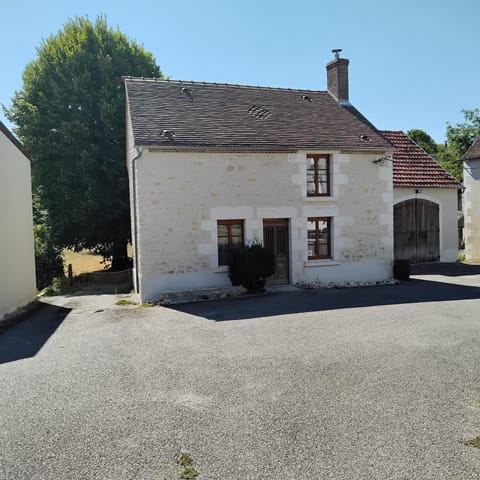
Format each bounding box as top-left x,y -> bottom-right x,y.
0,127 -> 36,320
464,159 -> 480,262
393,187 -> 459,262
129,148 -> 394,301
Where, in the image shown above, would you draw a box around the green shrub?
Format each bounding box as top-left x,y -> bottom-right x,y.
33,201 -> 64,290
227,242 -> 275,293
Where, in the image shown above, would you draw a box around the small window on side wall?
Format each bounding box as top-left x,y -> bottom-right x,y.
307,217 -> 331,259
306,154 -> 330,196
217,220 -> 244,266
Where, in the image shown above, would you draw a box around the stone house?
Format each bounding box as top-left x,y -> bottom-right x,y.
462,138 -> 480,262
381,130 -> 460,263
124,52 -> 395,301
0,121 -> 36,320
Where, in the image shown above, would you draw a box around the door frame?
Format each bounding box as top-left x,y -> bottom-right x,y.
263,218 -> 290,285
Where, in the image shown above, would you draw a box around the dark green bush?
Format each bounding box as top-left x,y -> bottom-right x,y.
227,242 -> 275,293
33,197 -> 64,290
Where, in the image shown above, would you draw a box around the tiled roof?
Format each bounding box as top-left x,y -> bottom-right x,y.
124,78 -> 393,152
380,130 -> 460,188
0,120 -> 29,159
462,138 -> 480,161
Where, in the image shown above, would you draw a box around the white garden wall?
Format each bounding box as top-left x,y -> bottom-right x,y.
0,127 -> 36,320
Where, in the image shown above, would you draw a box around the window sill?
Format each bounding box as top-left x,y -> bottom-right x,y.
304,260 -> 340,268
214,266 -> 229,273
303,196 -> 337,202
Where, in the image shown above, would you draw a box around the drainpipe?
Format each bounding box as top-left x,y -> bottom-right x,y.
130,147 -> 144,296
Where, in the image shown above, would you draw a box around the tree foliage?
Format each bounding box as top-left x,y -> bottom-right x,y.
5,16 -> 162,270
407,110 -> 480,182
438,109 -> 480,181
407,129 -> 438,156
32,195 -> 64,289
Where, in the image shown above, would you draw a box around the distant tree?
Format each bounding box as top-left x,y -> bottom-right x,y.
5,16 -> 162,270
407,129 -> 438,156
438,109 -> 480,182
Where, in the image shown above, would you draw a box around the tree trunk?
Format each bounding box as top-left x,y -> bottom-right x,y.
110,240 -> 130,271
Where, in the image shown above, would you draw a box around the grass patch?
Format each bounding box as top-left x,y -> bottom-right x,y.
463,436 -> 480,448
63,245 -> 133,275
177,452 -> 199,479
138,302 -> 155,308
63,249 -> 105,275
115,299 -> 138,306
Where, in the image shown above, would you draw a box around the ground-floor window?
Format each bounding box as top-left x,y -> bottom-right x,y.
217,220 -> 244,266
307,217 -> 331,259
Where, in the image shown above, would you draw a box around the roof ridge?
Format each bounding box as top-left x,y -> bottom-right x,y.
122,76 -> 328,94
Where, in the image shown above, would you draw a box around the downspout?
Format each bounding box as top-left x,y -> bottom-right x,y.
131,146 -> 144,295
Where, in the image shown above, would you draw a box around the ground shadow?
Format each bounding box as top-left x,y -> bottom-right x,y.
411,262 -> 480,277
0,303 -> 71,364
171,278 -> 480,322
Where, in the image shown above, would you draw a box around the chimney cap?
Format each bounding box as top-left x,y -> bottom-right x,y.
332,48 -> 342,59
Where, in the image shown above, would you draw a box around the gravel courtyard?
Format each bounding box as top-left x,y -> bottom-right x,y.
1,265 -> 480,479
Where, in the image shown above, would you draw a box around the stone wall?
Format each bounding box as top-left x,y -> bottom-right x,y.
132,149 -> 393,301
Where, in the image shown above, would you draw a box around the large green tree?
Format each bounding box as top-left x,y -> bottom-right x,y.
5,16 -> 162,270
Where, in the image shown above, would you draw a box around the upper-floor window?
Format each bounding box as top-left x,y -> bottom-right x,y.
217,220 -> 244,266
307,154 -> 330,196
307,217 -> 331,259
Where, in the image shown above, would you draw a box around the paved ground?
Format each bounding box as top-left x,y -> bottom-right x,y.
1,265 -> 480,479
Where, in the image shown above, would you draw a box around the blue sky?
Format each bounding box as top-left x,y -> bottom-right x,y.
1,0 -> 479,143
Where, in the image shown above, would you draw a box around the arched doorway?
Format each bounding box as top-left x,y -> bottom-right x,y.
394,198 -> 440,262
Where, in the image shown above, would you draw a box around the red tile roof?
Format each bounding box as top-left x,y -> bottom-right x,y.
462,138 -> 480,161
380,130 -> 460,188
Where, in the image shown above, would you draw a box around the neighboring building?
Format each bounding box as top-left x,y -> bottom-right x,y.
0,121 -> 36,320
462,138 -> 480,262
124,52 -> 395,301
381,130 -> 460,263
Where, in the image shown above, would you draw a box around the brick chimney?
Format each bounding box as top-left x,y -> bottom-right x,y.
326,49 -> 349,104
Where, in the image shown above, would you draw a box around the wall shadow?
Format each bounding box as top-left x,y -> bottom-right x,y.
0,303 -> 71,364
411,262 -> 480,277
171,278 -> 480,322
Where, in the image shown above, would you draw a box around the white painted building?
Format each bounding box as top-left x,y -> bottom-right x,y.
125,53 -> 395,301
381,131 -> 460,263
462,139 -> 480,262
0,121 -> 36,320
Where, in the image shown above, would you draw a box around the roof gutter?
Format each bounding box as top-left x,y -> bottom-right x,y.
139,145 -> 395,155
130,146 -> 144,296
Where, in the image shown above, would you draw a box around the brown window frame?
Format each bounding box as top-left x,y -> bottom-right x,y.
307,217 -> 332,260
217,219 -> 245,266
306,154 -> 331,197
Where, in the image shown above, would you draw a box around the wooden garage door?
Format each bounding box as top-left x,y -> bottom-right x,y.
394,199 -> 440,263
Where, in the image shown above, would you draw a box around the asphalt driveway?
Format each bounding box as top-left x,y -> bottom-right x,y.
1,265 -> 480,479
